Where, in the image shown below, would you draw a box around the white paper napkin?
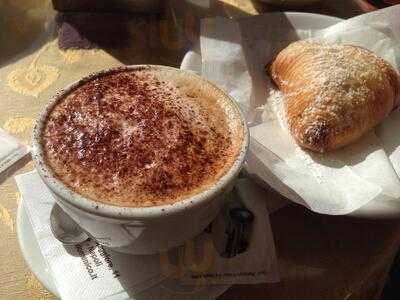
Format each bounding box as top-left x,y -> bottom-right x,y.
0,127 -> 29,175
16,171 -> 165,300
180,179 -> 279,285
199,5 -> 400,215
15,171 -> 279,299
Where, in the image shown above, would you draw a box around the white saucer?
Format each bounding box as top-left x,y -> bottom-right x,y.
181,12 -> 400,220
17,200 -> 230,299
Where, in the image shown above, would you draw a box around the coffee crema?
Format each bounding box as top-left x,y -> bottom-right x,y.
41,66 -> 244,207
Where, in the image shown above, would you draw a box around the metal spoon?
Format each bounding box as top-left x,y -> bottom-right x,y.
50,203 -> 89,245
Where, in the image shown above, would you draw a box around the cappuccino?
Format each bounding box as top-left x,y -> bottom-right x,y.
41,66 -> 244,207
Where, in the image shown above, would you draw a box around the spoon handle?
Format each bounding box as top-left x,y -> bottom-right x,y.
50,203 -> 90,245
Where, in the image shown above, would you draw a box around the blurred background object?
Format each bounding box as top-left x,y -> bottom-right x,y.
259,0 -> 322,7
366,0 -> 400,7
351,0 -> 400,12
56,13 -> 130,49
0,0 -> 54,67
52,0 -> 161,13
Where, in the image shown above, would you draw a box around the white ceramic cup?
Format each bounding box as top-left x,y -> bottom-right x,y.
32,65 -> 249,255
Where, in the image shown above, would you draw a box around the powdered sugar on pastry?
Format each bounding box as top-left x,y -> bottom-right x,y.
269,41 -> 400,152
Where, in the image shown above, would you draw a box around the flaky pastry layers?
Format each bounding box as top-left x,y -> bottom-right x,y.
269,41 -> 400,152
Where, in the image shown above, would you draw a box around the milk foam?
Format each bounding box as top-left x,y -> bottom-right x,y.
42,67 -> 244,207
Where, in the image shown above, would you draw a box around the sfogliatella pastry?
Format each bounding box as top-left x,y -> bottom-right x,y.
268,41 -> 400,153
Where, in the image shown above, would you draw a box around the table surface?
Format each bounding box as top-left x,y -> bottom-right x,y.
1,0 -> 399,299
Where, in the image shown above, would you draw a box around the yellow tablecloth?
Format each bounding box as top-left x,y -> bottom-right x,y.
1,1 -> 399,299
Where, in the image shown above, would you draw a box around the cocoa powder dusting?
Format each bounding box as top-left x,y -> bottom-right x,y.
42,68 -> 238,207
